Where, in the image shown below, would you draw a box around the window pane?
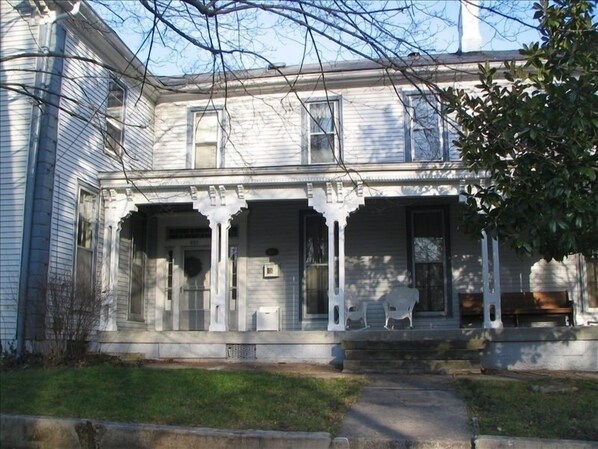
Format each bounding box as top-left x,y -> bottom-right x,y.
410,95 -> 441,161
310,103 -> 334,133
310,135 -> 335,163
107,82 -> 124,121
305,215 -> 328,316
105,121 -> 122,155
77,191 -> 95,249
195,143 -> 217,168
414,237 -> 444,263
306,265 -> 328,314
415,263 -> 445,312
194,111 -> 218,168
76,248 -> 93,292
306,216 -> 327,264
413,128 -> 441,160
195,112 -> 218,142
413,211 -> 443,237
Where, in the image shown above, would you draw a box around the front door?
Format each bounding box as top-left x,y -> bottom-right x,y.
180,249 -> 211,330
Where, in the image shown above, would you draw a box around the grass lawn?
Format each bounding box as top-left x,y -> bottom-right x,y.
456,376 -> 598,441
0,365 -> 365,433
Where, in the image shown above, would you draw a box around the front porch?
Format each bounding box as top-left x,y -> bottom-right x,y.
95,163 -> 591,370
100,163 -> 487,335
95,326 -> 598,372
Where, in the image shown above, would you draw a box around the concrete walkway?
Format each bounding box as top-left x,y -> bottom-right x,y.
339,374 -> 472,448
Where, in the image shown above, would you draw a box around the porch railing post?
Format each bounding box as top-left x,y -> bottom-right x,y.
308,182 -> 364,332
482,230 -> 503,329
192,185 -> 247,332
325,217 -> 346,331
100,190 -> 138,332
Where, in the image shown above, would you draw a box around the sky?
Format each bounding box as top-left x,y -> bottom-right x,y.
91,1 -> 541,76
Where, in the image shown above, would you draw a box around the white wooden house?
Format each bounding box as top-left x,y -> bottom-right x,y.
1,0 -> 596,371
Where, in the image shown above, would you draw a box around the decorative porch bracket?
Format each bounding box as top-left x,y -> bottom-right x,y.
101,189 -> 138,332
308,182 -> 365,331
192,185 -> 247,332
481,230 -> 503,328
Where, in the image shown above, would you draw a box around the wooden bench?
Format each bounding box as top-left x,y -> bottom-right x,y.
459,291 -> 574,327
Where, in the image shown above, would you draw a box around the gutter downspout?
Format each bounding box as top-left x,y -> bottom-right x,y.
15,0 -> 81,356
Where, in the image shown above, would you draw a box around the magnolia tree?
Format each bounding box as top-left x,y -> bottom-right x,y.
445,0 -> 598,261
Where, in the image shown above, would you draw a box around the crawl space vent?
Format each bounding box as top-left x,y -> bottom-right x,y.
226,344 -> 257,360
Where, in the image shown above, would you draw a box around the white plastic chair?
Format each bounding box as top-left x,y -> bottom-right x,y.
383,287 -> 419,329
345,301 -> 369,330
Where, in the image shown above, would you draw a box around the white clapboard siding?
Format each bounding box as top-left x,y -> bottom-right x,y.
227,95 -> 303,168
48,29 -> 155,281
341,86 -> 406,164
499,246 -> 579,294
246,201 -> 302,330
344,201 -> 408,328
152,83 -> 439,170
153,102 -> 188,169
0,3 -> 39,341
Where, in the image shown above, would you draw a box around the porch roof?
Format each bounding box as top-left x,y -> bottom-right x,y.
98,162 -> 485,199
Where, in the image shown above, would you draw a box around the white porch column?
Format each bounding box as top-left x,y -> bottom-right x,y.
207,219 -> 231,331
481,230 -> 502,328
324,216 -> 348,331
192,185 -> 247,332
100,189 -> 137,331
308,182 -> 364,331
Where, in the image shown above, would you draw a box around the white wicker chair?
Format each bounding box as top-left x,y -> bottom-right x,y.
345,301 -> 369,330
383,287 -> 419,329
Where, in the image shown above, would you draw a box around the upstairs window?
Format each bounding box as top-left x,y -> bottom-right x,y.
193,110 -> 220,169
105,79 -> 126,157
306,100 -> 341,164
405,93 -> 457,162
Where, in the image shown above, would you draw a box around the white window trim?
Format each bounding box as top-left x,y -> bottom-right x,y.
188,107 -> 224,169
404,92 -> 450,162
304,97 -> 342,165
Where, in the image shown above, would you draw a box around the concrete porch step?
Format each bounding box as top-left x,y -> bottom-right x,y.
344,348 -> 484,361
343,358 -> 482,375
342,339 -> 486,351
341,338 -> 487,374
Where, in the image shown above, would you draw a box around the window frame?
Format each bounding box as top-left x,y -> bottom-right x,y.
586,257 -> 598,310
303,97 -> 342,165
126,212 -> 147,322
300,212 -> 331,321
104,78 -> 126,157
404,92 -> 455,162
406,205 -> 452,316
187,106 -> 225,169
74,185 -> 98,292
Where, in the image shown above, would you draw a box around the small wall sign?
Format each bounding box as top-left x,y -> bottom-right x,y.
263,263 -> 280,278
